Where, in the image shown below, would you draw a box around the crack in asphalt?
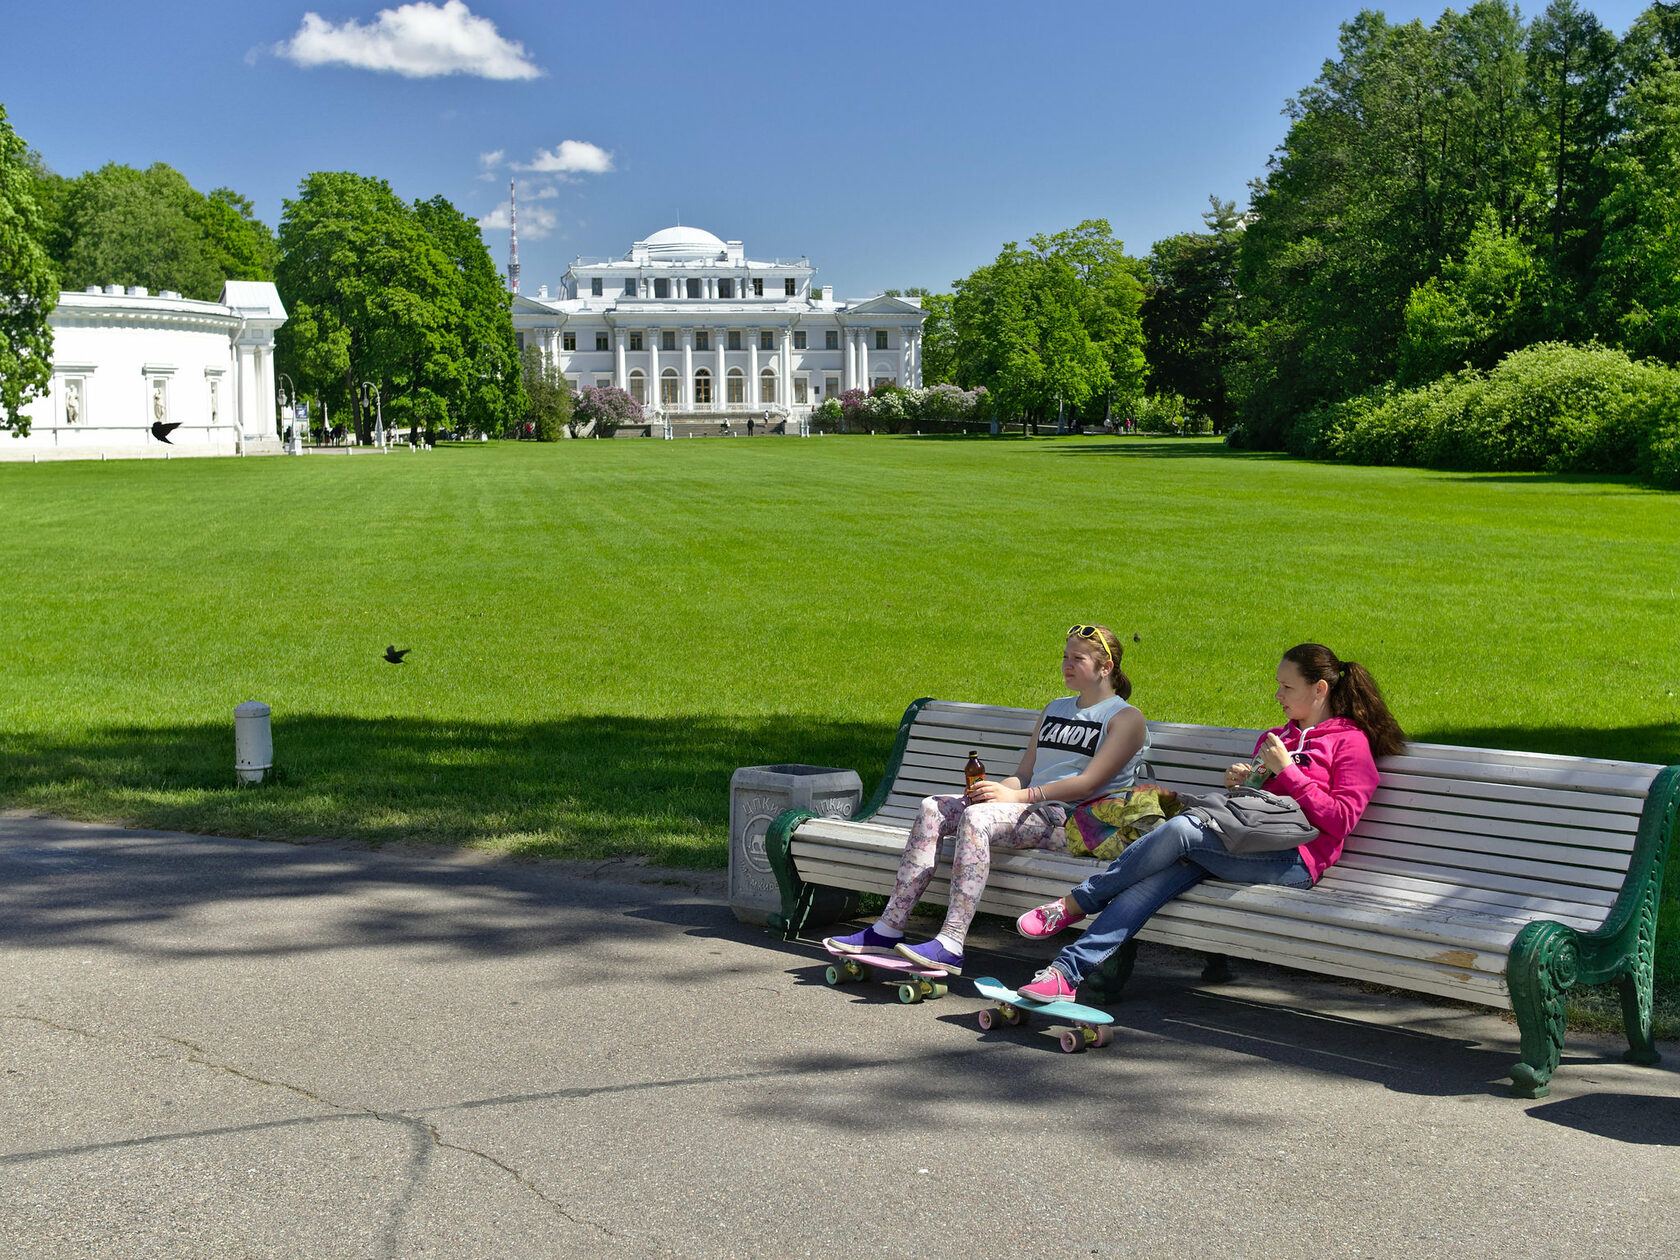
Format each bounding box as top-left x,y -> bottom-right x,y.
6,1013 -> 623,1245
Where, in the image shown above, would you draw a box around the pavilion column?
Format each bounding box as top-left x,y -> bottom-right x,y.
901,330 -> 912,387
748,331 -> 760,409
844,330 -> 856,391
912,329 -> 923,387
614,329 -> 627,389
682,331 -> 694,409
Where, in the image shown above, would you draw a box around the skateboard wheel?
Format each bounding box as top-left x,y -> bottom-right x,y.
1096,1026 -> 1113,1048
898,983 -> 920,1004
1006,1008 -> 1027,1026
1060,1030 -> 1082,1053
977,1008 -> 996,1031
929,982 -> 948,1000
825,965 -> 842,986
855,963 -> 873,983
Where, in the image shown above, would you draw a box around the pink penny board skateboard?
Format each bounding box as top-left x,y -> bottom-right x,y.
972,976 -> 1114,1053
821,940 -> 951,1004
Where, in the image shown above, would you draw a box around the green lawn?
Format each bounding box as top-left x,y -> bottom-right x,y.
3,436 -> 1677,1024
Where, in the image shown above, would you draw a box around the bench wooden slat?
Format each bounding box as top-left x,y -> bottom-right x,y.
1315,867 -> 1613,928
1343,833 -> 1629,890
1354,813 -> 1635,862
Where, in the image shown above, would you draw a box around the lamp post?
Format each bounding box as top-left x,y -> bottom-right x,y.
276,372 -> 301,453
359,381 -> 386,450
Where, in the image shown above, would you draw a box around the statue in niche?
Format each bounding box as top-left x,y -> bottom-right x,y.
209,381 -> 219,426
64,380 -> 81,425
152,381 -> 166,423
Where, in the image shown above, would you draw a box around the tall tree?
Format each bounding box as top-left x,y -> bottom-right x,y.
0,104 -> 57,435
414,195 -> 524,438
1143,197 -> 1243,429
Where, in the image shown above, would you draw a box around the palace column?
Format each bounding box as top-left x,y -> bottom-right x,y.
901,330 -> 912,387
614,329 -> 627,389
748,329 -> 760,409
648,329 -> 660,410
912,329 -> 923,387
714,328 -> 727,408
843,329 -> 855,391
682,329 -> 694,408
780,325 -> 793,407
853,329 -> 867,391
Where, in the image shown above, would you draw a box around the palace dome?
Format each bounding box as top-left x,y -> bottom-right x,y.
640,225 -> 728,261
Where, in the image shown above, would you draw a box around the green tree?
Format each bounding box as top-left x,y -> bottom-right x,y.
1397,217 -> 1544,382
195,187 -> 278,283
414,195 -> 524,439
0,104 -> 57,435
275,172 -> 454,443
1143,197 -> 1243,429
518,344 -> 572,440
917,291 -> 956,385
59,163 -> 223,299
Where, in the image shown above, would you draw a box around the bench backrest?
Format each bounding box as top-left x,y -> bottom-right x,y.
874,699 -> 1664,934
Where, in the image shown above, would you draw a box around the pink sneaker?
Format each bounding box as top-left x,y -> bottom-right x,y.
1019,967 -> 1078,1002
1016,900 -> 1085,939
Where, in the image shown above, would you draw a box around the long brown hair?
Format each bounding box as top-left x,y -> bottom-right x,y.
1075,624 -> 1132,701
1282,643 -> 1406,758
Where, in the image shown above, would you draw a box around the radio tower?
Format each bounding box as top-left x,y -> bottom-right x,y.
507,179 -> 521,296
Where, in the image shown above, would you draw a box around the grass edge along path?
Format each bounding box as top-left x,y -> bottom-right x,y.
1,436 -> 1676,1033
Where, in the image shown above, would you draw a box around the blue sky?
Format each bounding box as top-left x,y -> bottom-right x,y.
5,0 -> 1658,297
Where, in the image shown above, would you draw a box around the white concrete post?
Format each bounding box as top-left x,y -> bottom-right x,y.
234,700 -> 272,784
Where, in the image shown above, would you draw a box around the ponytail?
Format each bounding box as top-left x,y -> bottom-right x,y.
1089,625 -> 1132,701
1282,644 -> 1406,759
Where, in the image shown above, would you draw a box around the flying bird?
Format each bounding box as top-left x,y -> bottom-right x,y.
151,421 -> 181,443
384,645 -> 410,664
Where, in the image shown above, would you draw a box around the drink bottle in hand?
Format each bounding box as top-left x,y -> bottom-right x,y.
965,751 -> 985,792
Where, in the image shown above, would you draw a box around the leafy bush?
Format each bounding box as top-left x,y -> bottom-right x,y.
1312,342 -> 1680,485
811,397 -> 843,433
571,385 -> 637,439
519,345 -> 572,441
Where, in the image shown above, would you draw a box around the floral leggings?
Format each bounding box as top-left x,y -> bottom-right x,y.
881,794 -> 1068,947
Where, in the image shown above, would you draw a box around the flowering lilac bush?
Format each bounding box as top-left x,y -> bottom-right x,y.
571,385 -> 638,438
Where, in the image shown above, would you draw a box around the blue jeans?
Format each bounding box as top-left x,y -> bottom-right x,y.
1053,812 -> 1312,985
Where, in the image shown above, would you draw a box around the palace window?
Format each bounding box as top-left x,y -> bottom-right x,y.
694,368 -> 712,404
687,278 -> 702,299
629,371 -> 645,405
516,332 -> 526,352
825,376 -> 839,397
785,278 -> 797,296
596,333 -> 609,352
563,332 -> 577,351
661,330 -> 676,352
596,377 -> 612,390
695,330 -> 710,351
753,278 -> 764,297
793,378 -> 808,405
727,368 -> 744,404
629,332 -> 643,352
624,279 -> 638,297
760,330 -> 774,351
719,279 -> 734,299
876,330 -> 889,350
591,278 -> 603,297
825,330 -> 838,350
760,369 -> 777,404
794,330 -> 807,349
654,278 -> 669,299
661,368 -> 680,405
727,330 -> 741,351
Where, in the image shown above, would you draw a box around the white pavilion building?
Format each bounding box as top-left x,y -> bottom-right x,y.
511,226 -> 926,428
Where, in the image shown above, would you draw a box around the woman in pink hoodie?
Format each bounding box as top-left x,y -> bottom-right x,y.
1012,643 -> 1406,1002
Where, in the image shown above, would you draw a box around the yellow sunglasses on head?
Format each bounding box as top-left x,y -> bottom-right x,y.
1067,624 -> 1114,665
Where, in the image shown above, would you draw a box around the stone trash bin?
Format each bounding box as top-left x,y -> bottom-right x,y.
728,764 -> 862,925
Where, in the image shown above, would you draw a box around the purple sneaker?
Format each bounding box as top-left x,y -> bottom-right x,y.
895,939 -> 964,975
824,926 -> 903,957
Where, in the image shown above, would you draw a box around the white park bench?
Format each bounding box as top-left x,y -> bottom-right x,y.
765,699 -> 1678,1097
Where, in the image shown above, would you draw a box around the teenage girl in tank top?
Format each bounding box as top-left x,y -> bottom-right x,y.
826,625 -> 1149,976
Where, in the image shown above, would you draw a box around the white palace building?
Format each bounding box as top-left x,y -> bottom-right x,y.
512,225 -> 926,427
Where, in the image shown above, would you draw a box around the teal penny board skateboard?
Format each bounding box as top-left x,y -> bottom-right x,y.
972,976 -> 1114,1053
822,941 -> 951,1004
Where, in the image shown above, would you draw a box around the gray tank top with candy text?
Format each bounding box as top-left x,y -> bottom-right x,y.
1028,694 -> 1148,797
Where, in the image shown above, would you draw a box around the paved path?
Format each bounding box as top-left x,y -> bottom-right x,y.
3,813 -> 1677,1258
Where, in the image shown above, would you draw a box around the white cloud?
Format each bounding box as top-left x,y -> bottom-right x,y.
516,140 -> 613,175
275,1 -> 542,80
528,186 -> 559,200
476,201 -> 557,240
478,149 -> 504,168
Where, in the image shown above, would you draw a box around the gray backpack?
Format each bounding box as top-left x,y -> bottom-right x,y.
1179,786 -> 1318,854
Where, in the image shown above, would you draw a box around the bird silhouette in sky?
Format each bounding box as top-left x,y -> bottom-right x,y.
151,421 -> 181,443
384,645 -> 410,664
